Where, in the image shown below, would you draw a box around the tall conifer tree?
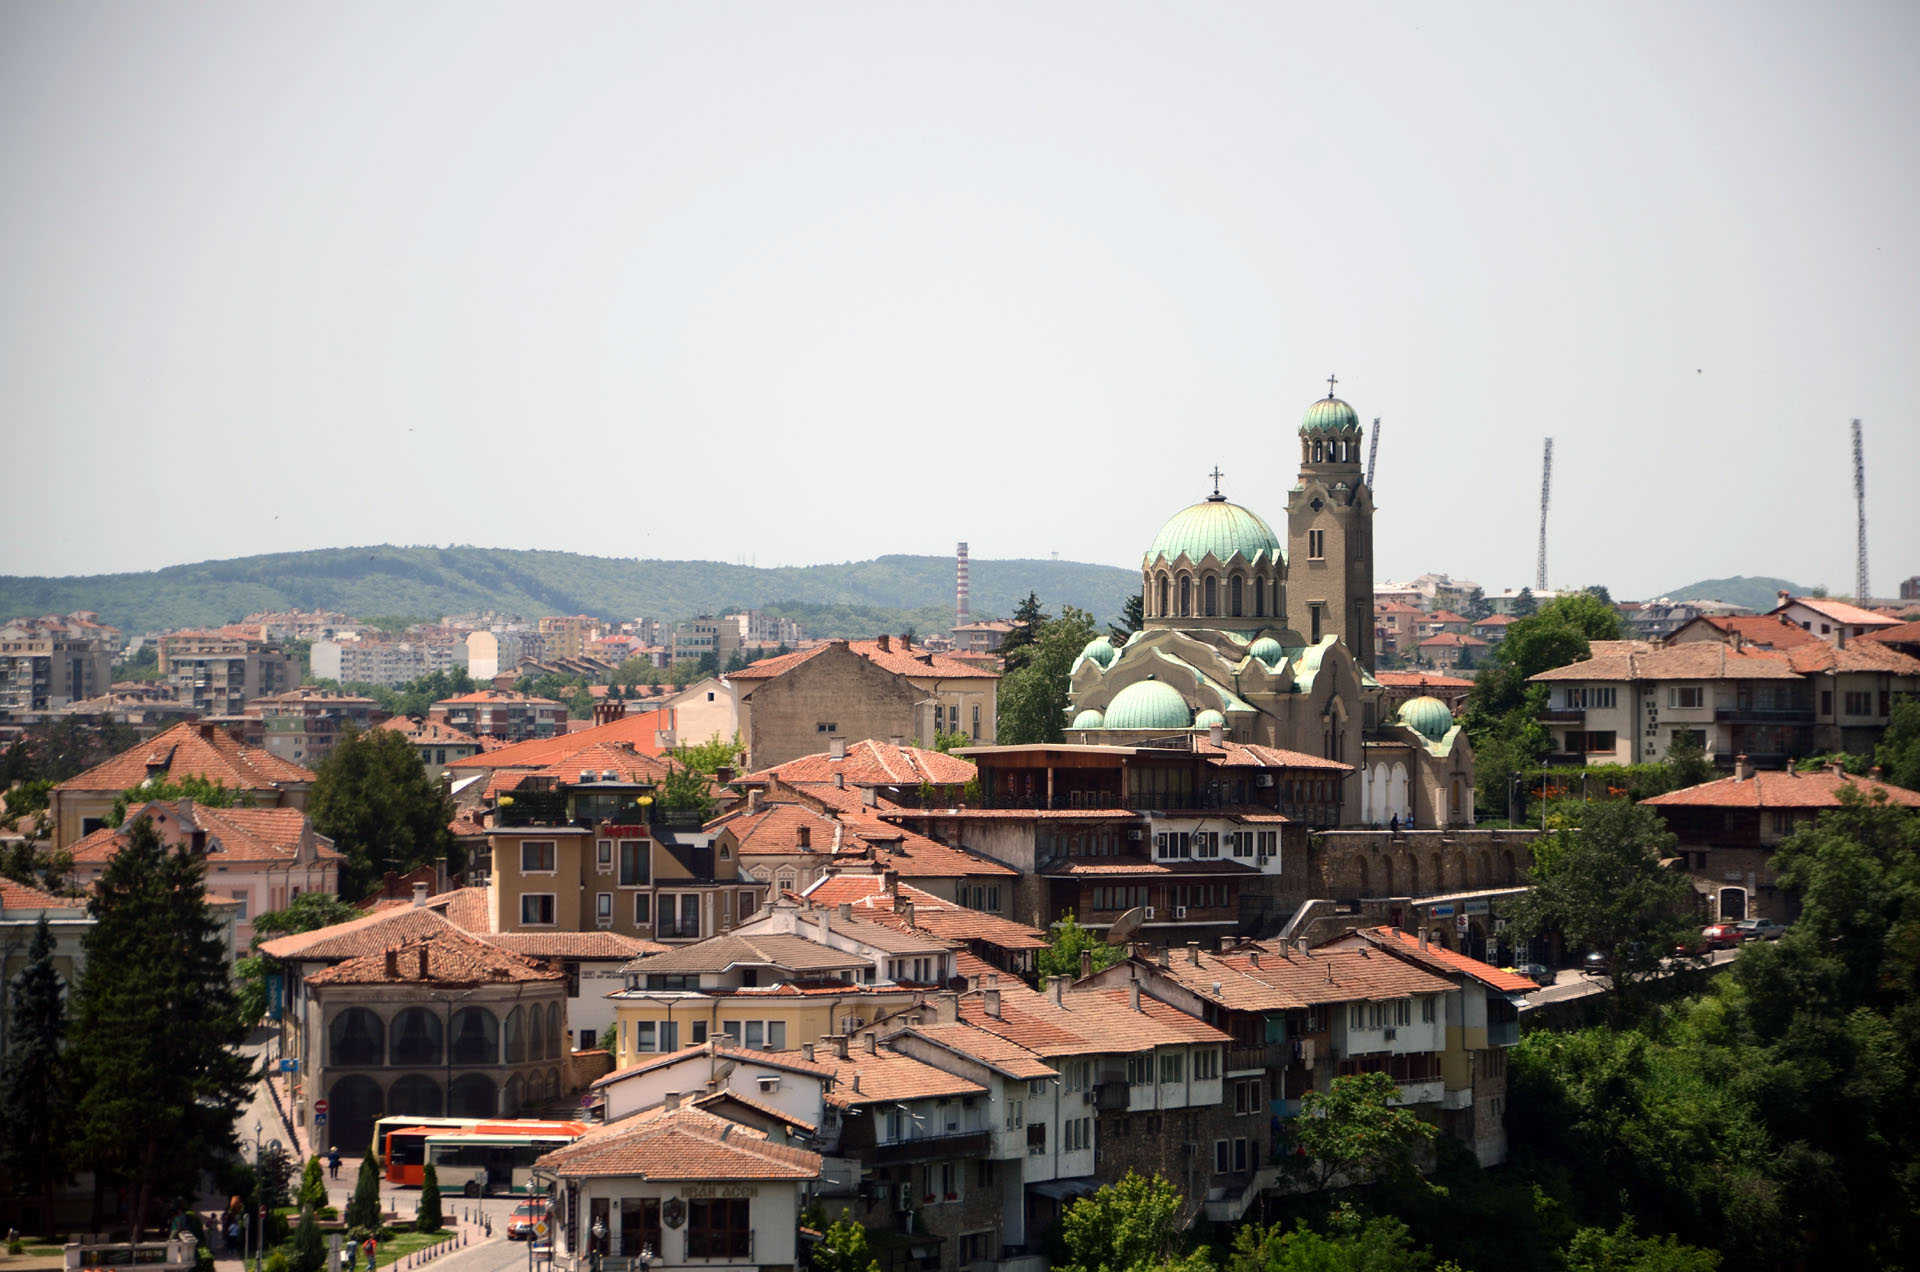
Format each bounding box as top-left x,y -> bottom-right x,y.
0,914 -> 70,1236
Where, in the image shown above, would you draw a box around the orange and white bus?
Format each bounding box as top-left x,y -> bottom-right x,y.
424,1121 -> 588,1197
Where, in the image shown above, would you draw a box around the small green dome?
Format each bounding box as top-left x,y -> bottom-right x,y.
1194,709 -> 1225,730
1301,395 -> 1360,435
1146,497 -> 1282,566
1398,695 -> 1454,742
1248,636 -> 1285,667
1071,708 -> 1105,729
1080,637 -> 1118,668
1103,680 -> 1193,730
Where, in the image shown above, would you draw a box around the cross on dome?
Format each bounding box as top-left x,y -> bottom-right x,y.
1208,466 -> 1226,500
1325,373 -> 1339,399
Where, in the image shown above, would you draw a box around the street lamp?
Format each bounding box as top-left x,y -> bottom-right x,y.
590,1218 -> 606,1272
247,1122 -> 264,1270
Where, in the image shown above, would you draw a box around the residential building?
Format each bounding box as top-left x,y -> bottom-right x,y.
801,871 -> 1051,980
430,689 -> 568,742
540,615 -> 605,662
376,715 -> 486,778
50,720 -> 316,849
249,687 -> 379,767
670,617 -> 741,668
1769,592 -> 1901,645
1469,614 -> 1517,645
0,620 -> 115,713
1372,601 -> 1425,662
1373,671 -> 1474,718
468,628 -> 544,681
1416,632 -> 1487,671
656,677 -> 738,747
728,636 -> 1000,770
951,620 -> 1016,653
311,636 -> 468,687
159,630 -> 298,715
68,799 -> 343,950
1641,761 -> 1920,923
737,738 -> 976,808
443,704 -> 678,788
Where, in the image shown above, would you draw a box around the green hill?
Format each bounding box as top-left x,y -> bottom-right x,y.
0,546 -> 1140,639
1659,575 -> 1806,613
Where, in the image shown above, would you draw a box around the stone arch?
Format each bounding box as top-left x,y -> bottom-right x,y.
1430,853 -> 1444,892
388,1073 -> 443,1119
328,1008 -> 383,1068
547,1067 -> 563,1103
547,1002 -> 563,1059
449,1006 -> 498,1065
1478,851 -> 1493,887
504,1005 -> 527,1064
1313,440 -> 1324,463
501,1074 -> 523,1117
1230,574 -> 1244,617
1389,764 -> 1410,821
1406,856 -> 1420,895
1180,574 -> 1193,617
448,1073 -> 497,1119
389,1007 -> 442,1067
1204,574 -> 1218,617
326,1074 -> 383,1154
1255,574 -> 1266,617
1502,851 -> 1517,886
1158,574 -> 1170,617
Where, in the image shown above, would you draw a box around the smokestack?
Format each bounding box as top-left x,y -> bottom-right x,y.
956,542 -> 971,628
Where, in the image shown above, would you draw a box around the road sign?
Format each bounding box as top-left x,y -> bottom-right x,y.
315,1112 -> 327,1125
280,1058 -> 299,1074
533,1221 -> 549,1239
314,1098 -> 330,1115
1455,913 -> 1468,934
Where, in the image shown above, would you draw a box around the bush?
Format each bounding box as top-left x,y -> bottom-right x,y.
263,1251 -> 290,1272
289,1207 -> 326,1272
416,1163 -> 443,1233
301,1156 -> 328,1210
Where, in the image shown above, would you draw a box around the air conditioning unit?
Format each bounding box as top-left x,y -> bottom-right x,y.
1081,1091 -> 1094,1104
1174,906 -> 1189,919
758,1076 -> 781,1092
1383,1028 -> 1397,1041
1128,829 -> 1143,841
1255,774 -> 1274,787
1143,906 -> 1156,920
896,1183 -> 914,1210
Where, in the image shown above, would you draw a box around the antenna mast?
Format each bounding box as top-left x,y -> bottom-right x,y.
1853,420 -> 1869,601
1366,418 -> 1381,487
1536,437 -> 1553,592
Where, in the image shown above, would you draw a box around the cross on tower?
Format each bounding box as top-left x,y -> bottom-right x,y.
1209,466 -> 1225,497
1326,373 -> 1339,399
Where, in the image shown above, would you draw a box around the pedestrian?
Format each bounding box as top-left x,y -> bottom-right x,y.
328,1145 -> 341,1181
1389,812 -> 1400,834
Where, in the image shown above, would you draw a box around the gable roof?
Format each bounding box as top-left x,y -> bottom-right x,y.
619,932 -> 870,977
259,902 -> 459,961
0,878 -> 78,911
57,721 -> 315,794
1340,926 -> 1540,994
536,1103 -> 820,1180
959,985 -> 1229,1056
1641,769 -> 1920,810
1784,640 -> 1920,676
728,639 -> 999,683
1773,596 -> 1900,628
1139,945 -> 1455,1010
306,928 -> 561,988
590,1040 -> 837,1091
1192,738 -> 1354,772
70,802 -> 339,870
739,740 -> 977,788
1530,642 -> 1804,683
443,707 -> 677,771
900,1021 -> 1059,1079
799,877 -> 1051,951
1372,671 -> 1475,690
813,1045 -> 988,1106
1668,614 -> 1822,650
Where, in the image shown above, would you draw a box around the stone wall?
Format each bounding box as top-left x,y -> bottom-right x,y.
741,645 -> 924,771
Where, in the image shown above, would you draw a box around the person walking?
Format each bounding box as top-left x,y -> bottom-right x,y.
327,1146 -> 341,1181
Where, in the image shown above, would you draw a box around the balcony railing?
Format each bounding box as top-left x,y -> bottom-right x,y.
1226,1043 -> 1288,1072
1715,707 -> 1813,723
1536,709 -> 1584,725
656,922 -> 701,940
868,1130 -> 991,1165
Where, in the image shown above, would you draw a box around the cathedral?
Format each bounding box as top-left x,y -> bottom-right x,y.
1065,383 -> 1475,829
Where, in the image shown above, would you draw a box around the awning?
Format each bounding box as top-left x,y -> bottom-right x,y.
1026,1176 -> 1103,1202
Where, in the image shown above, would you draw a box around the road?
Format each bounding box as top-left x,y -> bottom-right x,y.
1521,944 -> 1741,1010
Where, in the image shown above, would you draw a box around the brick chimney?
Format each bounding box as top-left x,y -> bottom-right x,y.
384,948 -> 399,978
876,633 -> 890,652
1734,754 -> 1754,781
983,988 -> 1001,1018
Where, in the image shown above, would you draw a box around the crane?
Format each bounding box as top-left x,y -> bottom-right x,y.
1366,418 -> 1381,487
1536,438 -> 1553,593
1853,419 -> 1869,601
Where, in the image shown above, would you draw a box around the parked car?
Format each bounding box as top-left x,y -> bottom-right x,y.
1676,924 -> 1740,956
1510,962 -> 1556,988
1735,918 -> 1788,941
507,1202 -> 551,1242
1582,950 -> 1610,975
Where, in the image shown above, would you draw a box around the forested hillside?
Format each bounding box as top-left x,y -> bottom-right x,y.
0,546 -> 1138,637
1661,574 -> 1806,611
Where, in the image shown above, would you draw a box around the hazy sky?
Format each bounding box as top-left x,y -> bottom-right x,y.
3,1 -> 1915,601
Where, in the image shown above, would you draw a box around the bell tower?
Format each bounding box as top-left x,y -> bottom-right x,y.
1285,376 -> 1376,671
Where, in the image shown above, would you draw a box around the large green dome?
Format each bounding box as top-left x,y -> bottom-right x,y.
1146,496 -> 1282,566
1301,395 -> 1360,435
1103,679 -> 1193,730
1398,695 -> 1455,742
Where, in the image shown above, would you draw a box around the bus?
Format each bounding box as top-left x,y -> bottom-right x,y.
376,1118 -> 483,1187
425,1121 -> 588,1198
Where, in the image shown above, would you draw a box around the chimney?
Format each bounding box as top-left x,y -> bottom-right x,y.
900,631 -> 913,650
417,944 -> 429,978
1419,927 -> 1429,950
1129,981 -> 1142,1012
983,988 -> 1001,1018
384,948 -> 398,978
956,542 -> 971,628
839,903 -> 853,922
935,991 -> 959,1023
863,786 -> 878,809
877,633 -> 891,652
412,881 -> 429,907
748,789 -> 763,813
987,973 -> 999,987
1734,754 -> 1753,781
832,1035 -> 849,1060
882,869 -> 898,896
1187,942 -> 1200,966
1079,949 -> 1092,980
898,898 -> 915,927
852,1073 -> 861,1093
1248,951 -> 1260,968
833,772 -> 845,789
891,735 -> 905,748
1050,976 -> 1064,1007
863,1033 -> 877,1055
715,765 -> 735,784
802,1042 -> 815,1062
1777,589 -> 1791,605
1209,721 -> 1225,746
830,738 -> 847,761
1158,946 -> 1170,968
663,1091 -> 681,1110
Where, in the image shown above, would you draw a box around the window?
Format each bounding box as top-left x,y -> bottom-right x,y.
1233,1078 -> 1261,1114
1421,996 -> 1436,1023
1127,1053 -> 1153,1086
1234,1137 -> 1248,1171
1193,831 -> 1219,859
1566,731 -> 1617,754
1308,529 -> 1326,560
618,840 -> 648,886
1005,1099 -> 1023,1130
815,722 -> 839,733
1214,1140 -> 1229,1171
520,840 -> 556,873
1159,1051 -> 1183,1084
229,891 -> 249,920
1027,1122 -> 1046,1155
634,894 -> 652,925
1029,1078 -> 1049,1097
1668,686 -> 1704,710
686,1198 -> 751,1260
596,892 -> 612,921
520,894 -> 556,926
597,839 -> 614,870
1191,1048 -> 1218,1080
1844,691 -> 1873,716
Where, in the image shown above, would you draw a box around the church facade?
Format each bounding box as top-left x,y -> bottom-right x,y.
1065,385 -> 1474,830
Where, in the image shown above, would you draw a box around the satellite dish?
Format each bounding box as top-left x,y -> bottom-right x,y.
713,1060 -> 736,1082
1106,907 -> 1146,946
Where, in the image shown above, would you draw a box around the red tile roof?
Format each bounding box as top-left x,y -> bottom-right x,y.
56,721 -> 315,794
1531,642 -> 1804,683
728,639 -> 1000,682
801,875 -> 1051,950
1418,632 -> 1488,648
814,1045 -> 988,1106
1,878 -> 77,910
1865,620 -> 1920,647
70,802 -> 340,869
531,742 -> 676,785
1140,945 -> 1455,1010
1773,596 -> 1900,628
1373,671 -> 1476,689
444,708 -> 677,770
620,932 -> 870,976
1345,926 -> 1540,994
1784,640 -> 1920,676
591,1040 -> 838,1090
1193,738 -> 1354,772
902,1021 -> 1058,1078
1040,855 -> 1259,878
260,903 -> 460,961
741,740 -> 977,788
1671,614 -> 1822,650
537,1103 -> 820,1180
961,986 -> 1229,1055
306,928 -> 561,987
378,716 -> 482,745
484,931 -> 668,961
1642,769 -> 1920,810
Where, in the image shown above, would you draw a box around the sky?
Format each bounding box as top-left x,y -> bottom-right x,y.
2,1 -> 1915,601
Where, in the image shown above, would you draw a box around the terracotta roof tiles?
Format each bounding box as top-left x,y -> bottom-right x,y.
814,1046 -> 988,1106
728,640 -> 1000,682
443,708 -> 677,770
306,929 -> 560,987
901,1021 -> 1058,1079
56,721 -> 315,794
1642,769 -> 1920,810
537,1103 -> 820,1180
740,740 -> 978,788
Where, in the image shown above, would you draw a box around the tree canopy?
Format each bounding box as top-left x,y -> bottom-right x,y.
1286,1072 -> 1438,1193
107,772 -> 243,827
1058,1171 -> 1208,1272
1037,911 -> 1125,984
308,725 -> 455,897
996,602 -> 1099,746
0,915 -> 71,1235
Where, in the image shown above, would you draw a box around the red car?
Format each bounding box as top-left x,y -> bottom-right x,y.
507,1202 -> 551,1242
1678,923 -> 1740,955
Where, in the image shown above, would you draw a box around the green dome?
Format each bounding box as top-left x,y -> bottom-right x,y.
1248,636 -> 1285,667
1194,709 -> 1225,730
1398,695 -> 1454,742
1103,680 -> 1193,730
1071,708 -> 1106,729
1301,395 -> 1360,435
1146,497 -> 1282,566
1080,637 -> 1118,668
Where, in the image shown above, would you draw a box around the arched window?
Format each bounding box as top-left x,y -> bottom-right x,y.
1313,441 -> 1323,463
448,1073 -> 497,1119
388,1074 -> 443,1119
504,1006 -> 526,1064
1230,575 -> 1243,617
328,1009 -> 383,1068
449,1007 -> 498,1066
1254,576 -> 1265,617
1180,576 -> 1192,617
547,1003 -> 563,1059
326,1075 -> 383,1153
389,1008 -> 442,1068
1204,575 -> 1217,617
1158,575 -> 1169,617
502,1074 -> 523,1118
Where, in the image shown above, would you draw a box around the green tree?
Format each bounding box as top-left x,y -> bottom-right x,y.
0,915 -> 70,1236
672,733 -> 744,776
251,892 -> 362,946
1875,697 -> 1920,789
1504,800 -> 1694,1019
1286,1071 -> 1438,1192
299,1155 -> 327,1210
1038,911 -> 1124,984
416,1162 -> 444,1233
1058,1171 -> 1209,1272
997,604 -> 1099,746
345,1148 -> 383,1231
659,762 -> 718,820
1109,592 -> 1145,643
1663,730 -> 1712,789
309,726 -> 455,896
1564,1220 -> 1719,1272
1226,1209 -> 1436,1272
1511,587 -> 1538,617
288,1205 -> 325,1272
1000,593 -> 1048,675
106,772 -> 243,827
810,1209 -> 881,1272
1462,587 -> 1492,622
67,814 -> 256,1237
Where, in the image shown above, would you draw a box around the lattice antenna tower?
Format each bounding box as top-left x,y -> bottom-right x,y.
1536,437 -> 1553,592
1366,418 -> 1381,487
1853,420 -> 1869,601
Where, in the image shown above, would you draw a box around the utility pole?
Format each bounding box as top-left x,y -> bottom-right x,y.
1536,438 -> 1553,593
1853,419 -> 1869,601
